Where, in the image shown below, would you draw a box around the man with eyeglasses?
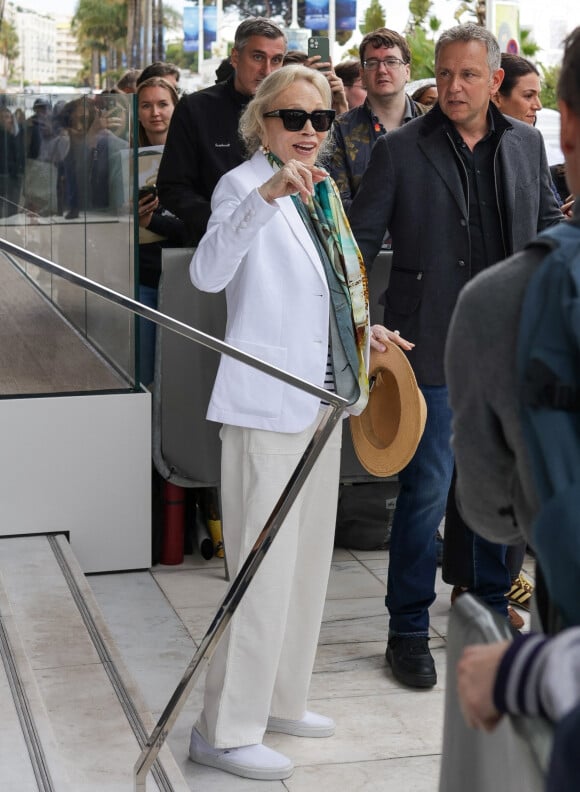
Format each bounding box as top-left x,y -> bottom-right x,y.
157,18 -> 287,244
329,28 -> 427,212
349,23 -> 561,691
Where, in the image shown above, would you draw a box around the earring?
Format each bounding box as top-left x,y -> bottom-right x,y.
260,143 -> 270,154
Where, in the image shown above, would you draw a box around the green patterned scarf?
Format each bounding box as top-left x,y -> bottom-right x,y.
266,151 -> 369,414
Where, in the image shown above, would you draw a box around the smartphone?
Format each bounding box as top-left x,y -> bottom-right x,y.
138,184 -> 157,201
308,36 -> 330,72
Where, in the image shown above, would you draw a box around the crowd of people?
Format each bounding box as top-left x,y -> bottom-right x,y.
3,16 -> 580,788
0,59 -> 187,223
0,90 -> 133,219
161,15 -> 580,787
141,16 -> 580,787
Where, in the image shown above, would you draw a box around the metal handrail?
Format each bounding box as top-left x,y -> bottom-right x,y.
0,238 -> 350,792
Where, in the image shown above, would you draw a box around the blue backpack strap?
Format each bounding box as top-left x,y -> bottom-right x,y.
517,222 -> 580,628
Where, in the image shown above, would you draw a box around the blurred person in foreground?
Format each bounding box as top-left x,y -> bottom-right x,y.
187,64 -> 410,781
491,52 -> 545,610
447,28 -> 580,789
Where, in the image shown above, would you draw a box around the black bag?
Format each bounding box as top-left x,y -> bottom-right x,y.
335,480 -> 399,550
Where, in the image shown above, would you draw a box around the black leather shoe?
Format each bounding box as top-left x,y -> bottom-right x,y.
386,636 -> 437,688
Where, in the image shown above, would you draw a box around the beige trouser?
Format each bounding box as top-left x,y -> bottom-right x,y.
197,410 -> 342,748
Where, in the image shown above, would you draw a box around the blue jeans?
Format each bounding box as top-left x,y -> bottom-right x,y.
444,469 -> 510,618
472,533 -> 509,617
138,284 -> 158,387
386,386 -> 454,637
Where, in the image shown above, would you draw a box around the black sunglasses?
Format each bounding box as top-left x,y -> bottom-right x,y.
263,108 -> 336,132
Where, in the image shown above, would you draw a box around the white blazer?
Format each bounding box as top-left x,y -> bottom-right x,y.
190,150 -> 367,433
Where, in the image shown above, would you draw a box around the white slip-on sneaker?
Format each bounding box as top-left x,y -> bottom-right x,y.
266,710 -> 336,737
188,727 -> 294,780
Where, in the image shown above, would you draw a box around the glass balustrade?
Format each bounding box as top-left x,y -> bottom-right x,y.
0,91 -> 139,395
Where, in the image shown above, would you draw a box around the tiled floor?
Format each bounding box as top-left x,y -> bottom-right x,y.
90,547 -> 532,792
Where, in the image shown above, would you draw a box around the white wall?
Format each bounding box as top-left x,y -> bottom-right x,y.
0,391 -> 152,573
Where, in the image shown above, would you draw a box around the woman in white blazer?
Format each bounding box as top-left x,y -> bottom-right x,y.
189,65 -> 410,782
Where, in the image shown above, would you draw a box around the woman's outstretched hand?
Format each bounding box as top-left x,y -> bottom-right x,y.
259,160 -> 328,205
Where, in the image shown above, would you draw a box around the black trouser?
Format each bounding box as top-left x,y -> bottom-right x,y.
442,469 -> 519,597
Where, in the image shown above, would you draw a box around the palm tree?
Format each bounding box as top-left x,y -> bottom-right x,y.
152,0 -> 163,62
453,0 -> 486,26
73,0 -> 127,89
360,0 -> 386,35
0,16 -> 18,82
75,0 -> 183,84
127,0 -> 174,69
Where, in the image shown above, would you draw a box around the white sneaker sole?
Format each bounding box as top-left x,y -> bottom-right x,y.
189,737 -> 294,780
266,715 -> 335,738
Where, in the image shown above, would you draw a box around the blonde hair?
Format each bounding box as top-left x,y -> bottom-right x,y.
240,65 -> 332,157
136,77 -> 179,147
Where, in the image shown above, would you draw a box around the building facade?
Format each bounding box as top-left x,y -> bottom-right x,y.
4,3 -> 80,89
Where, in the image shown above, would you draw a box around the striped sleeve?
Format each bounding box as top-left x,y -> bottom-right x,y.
493,628 -> 580,722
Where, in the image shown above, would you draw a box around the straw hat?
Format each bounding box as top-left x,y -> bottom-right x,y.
350,342 -> 427,477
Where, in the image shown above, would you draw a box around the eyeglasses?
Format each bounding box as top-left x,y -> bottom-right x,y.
263,108 -> 336,132
363,57 -> 407,71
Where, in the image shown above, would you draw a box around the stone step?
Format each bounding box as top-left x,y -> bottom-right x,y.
0,534 -> 189,792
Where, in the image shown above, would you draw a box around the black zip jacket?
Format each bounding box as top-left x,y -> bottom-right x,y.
157,77 -> 251,245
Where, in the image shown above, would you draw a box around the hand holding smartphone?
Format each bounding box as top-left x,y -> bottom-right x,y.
138,184 -> 157,202
308,36 -> 331,72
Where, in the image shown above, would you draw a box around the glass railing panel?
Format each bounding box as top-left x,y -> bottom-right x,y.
0,91 -> 138,391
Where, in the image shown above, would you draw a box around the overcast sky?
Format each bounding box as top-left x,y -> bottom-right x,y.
17,0 -> 179,16
14,0 -> 580,60
14,0 -> 446,24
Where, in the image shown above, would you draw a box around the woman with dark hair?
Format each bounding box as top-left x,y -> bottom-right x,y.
492,53 -> 542,125
493,54 -> 574,217
410,80 -> 438,107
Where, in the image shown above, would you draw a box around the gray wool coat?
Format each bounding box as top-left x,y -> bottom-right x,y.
446,205 -> 580,551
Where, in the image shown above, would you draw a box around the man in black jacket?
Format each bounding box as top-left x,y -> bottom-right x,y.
349,22 -> 561,690
157,18 -> 286,243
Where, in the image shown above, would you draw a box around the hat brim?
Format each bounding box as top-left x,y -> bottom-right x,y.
349,342 -> 427,477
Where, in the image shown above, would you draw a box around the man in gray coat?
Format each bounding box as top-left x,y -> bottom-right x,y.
348,22 -> 562,689
444,28 -> 580,791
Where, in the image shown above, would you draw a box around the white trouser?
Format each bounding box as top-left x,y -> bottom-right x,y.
197,409 -> 342,748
